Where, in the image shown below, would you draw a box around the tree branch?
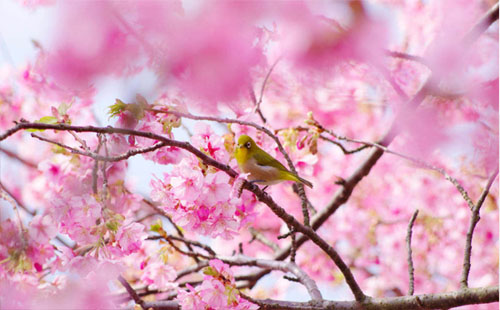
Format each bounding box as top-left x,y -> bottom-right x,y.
31,133 -> 168,162
406,210 -> 419,295
460,167 -> 499,288
220,255 -> 323,301
118,275 -> 146,309
0,146 -> 37,168
140,286 -> 499,310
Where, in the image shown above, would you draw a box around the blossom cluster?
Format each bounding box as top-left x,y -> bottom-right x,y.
177,259 -> 258,310
151,123 -> 257,239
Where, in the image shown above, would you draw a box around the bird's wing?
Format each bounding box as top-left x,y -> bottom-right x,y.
253,150 -> 288,171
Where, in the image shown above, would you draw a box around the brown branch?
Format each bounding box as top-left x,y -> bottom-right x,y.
461,2 -> 499,46
142,286 -> 499,310
0,146 -> 38,168
249,227 -> 281,253
222,255 -> 323,301
460,167 -> 499,288
385,50 -> 427,65
250,57 -> 281,123
243,181 -> 366,301
30,133 -> 168,162
0,181 -> 74,248
147,235 -> 216,257
118,275 -> 146,309
406,210 -> 419,295
328,139 -> 476,211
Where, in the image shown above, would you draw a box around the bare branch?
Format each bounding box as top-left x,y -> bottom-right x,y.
220,255 -> 323,301
460,167 -> 499,288
147,235 -> 216,257
331,139 -> 476,211
30,133 -> 168,162
118,275 -> 146,309
250,57 -> 281,123
406,210 -> 419,295
461,2 -> 499,46
0,181 -> 75,249
385,50 -> 427,65
142,286 -> 499,310
249,227 -> 281,253
243,181 -> 366,301
0,146 -> 37,168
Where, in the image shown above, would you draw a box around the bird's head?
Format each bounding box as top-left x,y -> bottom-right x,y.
237,135 -> 257,152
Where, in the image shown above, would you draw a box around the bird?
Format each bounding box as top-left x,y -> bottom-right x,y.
234,135 -> 313,188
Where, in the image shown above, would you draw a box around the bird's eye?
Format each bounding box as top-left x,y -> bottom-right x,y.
245,142 -> 251,149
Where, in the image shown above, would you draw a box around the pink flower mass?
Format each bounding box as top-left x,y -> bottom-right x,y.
0,0 -> 498,309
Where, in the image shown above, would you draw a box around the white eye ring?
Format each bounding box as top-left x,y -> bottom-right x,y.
245,142 -> 251,149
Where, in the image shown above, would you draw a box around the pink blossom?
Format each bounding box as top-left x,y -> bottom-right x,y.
43,1 -> 140,91
116,222 -> 147,255
209,259 -> 234,283
282,2 -> 388,71
202,172 -> 232,206
170,160 -> 204,203
164,2 -> 264,107
140,261 -> 177,291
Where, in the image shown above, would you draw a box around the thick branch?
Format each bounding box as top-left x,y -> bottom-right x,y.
244,181 -> 366,301
140,286 -> 498,310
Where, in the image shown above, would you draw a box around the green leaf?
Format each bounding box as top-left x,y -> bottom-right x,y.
26,116 -> 59,132
108,99 -> 127,118
203,266 -> 218,277
39,116 -> 58,124
106,221 -> 119,232
225,285 -> 239,306
150,219 -> 163,234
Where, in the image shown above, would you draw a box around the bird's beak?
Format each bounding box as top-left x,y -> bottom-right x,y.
237,144 -> 243,149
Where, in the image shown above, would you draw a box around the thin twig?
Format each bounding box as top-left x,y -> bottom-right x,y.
147,235 -> 216,257
406,210 -> 419,295
92,134 -> 104,195
0,183 -> 28,248
249,227 -> 281,253
30,133 -> 168,162
0,181 -> 74,248
460,167 -> 499,288
100,134 -> 109,199
385,50 -> 427,65
0,146 -> 38,168
250,57 -> 281,123
318,133 -> 477,211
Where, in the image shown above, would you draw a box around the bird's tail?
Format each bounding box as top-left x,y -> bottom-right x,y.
282,171 -> 314,188
297,176 -> 313,188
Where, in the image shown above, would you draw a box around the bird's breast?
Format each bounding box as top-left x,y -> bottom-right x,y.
240,157 -> 283,185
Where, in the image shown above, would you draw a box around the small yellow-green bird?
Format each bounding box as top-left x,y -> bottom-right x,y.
234,135 -> 313,188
